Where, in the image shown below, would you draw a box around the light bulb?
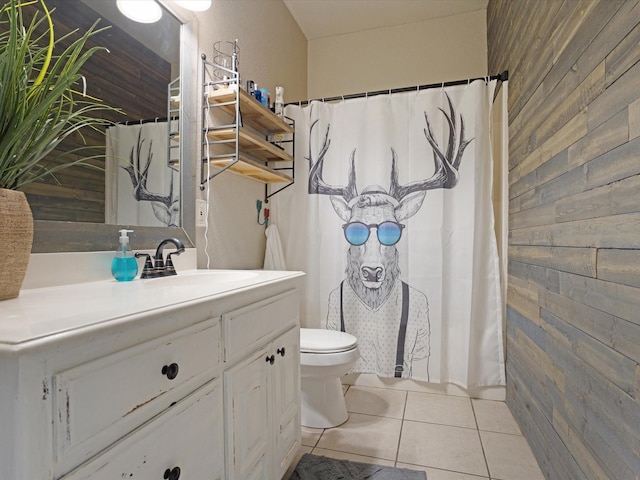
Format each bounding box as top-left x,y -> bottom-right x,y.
174,0 -> 212,12
116,0 -> 163,23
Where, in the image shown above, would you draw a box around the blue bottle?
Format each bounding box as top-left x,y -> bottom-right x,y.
111,229 -> 138,281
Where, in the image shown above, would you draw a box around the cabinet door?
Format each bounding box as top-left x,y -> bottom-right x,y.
60,379 -> 225,480
224,347 -> 270,480
223,289 -> 299,365
271,327 -> 301,480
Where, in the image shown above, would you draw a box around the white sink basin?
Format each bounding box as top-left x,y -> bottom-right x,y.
145,269 -> 260,287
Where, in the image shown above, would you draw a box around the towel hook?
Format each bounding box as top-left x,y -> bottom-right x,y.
256,199 -> 269,226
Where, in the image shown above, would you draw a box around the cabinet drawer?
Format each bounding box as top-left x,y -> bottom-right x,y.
61,378 -> 225,480
54,319 -> 221,471
222,289 -> 299,364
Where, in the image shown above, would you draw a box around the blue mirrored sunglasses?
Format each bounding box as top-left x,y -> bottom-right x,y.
342,221 -> 405,246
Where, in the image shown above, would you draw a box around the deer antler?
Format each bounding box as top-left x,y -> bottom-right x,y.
307,119 -> 358,202
389,93 -> 473,201
122,129 -> 178,210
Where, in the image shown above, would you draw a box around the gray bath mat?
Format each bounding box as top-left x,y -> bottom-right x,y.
292,453 -> 427,479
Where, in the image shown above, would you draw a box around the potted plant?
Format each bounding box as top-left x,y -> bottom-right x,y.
0,0 -> 117,300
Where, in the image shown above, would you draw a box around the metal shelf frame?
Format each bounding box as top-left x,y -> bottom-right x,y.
200,46 -> 295,201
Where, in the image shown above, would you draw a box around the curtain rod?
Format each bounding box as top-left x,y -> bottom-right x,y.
286,70 -> 508,106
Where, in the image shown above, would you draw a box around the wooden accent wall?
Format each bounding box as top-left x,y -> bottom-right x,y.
19,0 -> 171,223
487,1 -> 640,478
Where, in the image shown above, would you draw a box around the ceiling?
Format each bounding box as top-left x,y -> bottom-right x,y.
283,0 -> 489,40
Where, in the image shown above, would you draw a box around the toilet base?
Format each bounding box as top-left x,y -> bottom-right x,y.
301,375 -> 348,428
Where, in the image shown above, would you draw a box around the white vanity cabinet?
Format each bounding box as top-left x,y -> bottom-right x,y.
0,269 -> 304,480
222,291 -> 301,480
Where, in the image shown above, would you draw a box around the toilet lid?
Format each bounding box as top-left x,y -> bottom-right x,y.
300,328 -> 357,354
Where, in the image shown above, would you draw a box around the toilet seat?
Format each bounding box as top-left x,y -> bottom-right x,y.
300,328 -> 357,354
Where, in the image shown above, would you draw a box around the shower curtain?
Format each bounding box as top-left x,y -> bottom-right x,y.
105,121 -> 180,227
273,80 -> 505,387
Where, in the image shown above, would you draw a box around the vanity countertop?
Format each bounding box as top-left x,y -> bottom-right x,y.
0,269 -> 304,347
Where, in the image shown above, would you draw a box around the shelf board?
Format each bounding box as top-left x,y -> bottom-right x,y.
206,87 -> 292,135
205,155 -> 293,184
205,127 -> 293,163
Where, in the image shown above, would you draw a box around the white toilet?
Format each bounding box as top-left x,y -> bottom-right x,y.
299,328 -> 359,428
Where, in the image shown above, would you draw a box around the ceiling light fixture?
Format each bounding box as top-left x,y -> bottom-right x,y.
116,0 -> 163,23
174,0 -> 212,12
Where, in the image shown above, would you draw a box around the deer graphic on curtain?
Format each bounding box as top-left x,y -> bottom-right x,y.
121,128 -> 179,227
308,94 -> 472,379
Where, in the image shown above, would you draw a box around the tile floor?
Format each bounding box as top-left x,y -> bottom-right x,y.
289,384 -> 544,480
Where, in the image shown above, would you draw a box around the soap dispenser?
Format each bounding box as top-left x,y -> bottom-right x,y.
111,229 -> 138,282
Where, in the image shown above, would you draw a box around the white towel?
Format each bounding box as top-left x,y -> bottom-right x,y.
263,224 -> 287,270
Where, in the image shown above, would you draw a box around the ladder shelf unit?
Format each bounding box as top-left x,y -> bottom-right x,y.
167,76 -> 180,170
201,54 -> 294,201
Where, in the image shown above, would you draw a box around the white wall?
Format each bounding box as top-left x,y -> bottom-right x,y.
307,9 -> 488,99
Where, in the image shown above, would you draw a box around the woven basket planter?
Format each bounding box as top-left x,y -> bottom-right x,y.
0,188 -> 33,300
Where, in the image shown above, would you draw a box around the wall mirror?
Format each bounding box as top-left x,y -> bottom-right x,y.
28,0 -> 196,252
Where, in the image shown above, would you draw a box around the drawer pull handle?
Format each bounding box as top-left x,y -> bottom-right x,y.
277,347 -> 286,357
266,354 -> 275,365
162,363 -> 179,380
164,466 -> 181,480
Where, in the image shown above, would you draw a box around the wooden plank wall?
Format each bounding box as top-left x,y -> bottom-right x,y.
18,0 -> 171,223
487,1 -> 640,478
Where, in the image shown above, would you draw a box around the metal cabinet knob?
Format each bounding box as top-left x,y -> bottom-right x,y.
164,466 -> 181,480
266,354 -> 275,365
161,363 -> 179,380
277,347 -> 286,357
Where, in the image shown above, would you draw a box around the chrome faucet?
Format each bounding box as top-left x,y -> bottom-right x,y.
136,238 -> 185,278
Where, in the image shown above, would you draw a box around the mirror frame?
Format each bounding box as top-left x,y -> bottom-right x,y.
32,14 -> 197,253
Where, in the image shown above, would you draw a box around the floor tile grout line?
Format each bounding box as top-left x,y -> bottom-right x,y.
394,389 -> 409,467
345,382 -> 475,399
346,411 -> 406,420
479,428 -> 527,437
401,417 -> 483,431
301,425 -> 325,448
310,445 -> 397,463
471,398 -> 492,479
470,398 -> 481,431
